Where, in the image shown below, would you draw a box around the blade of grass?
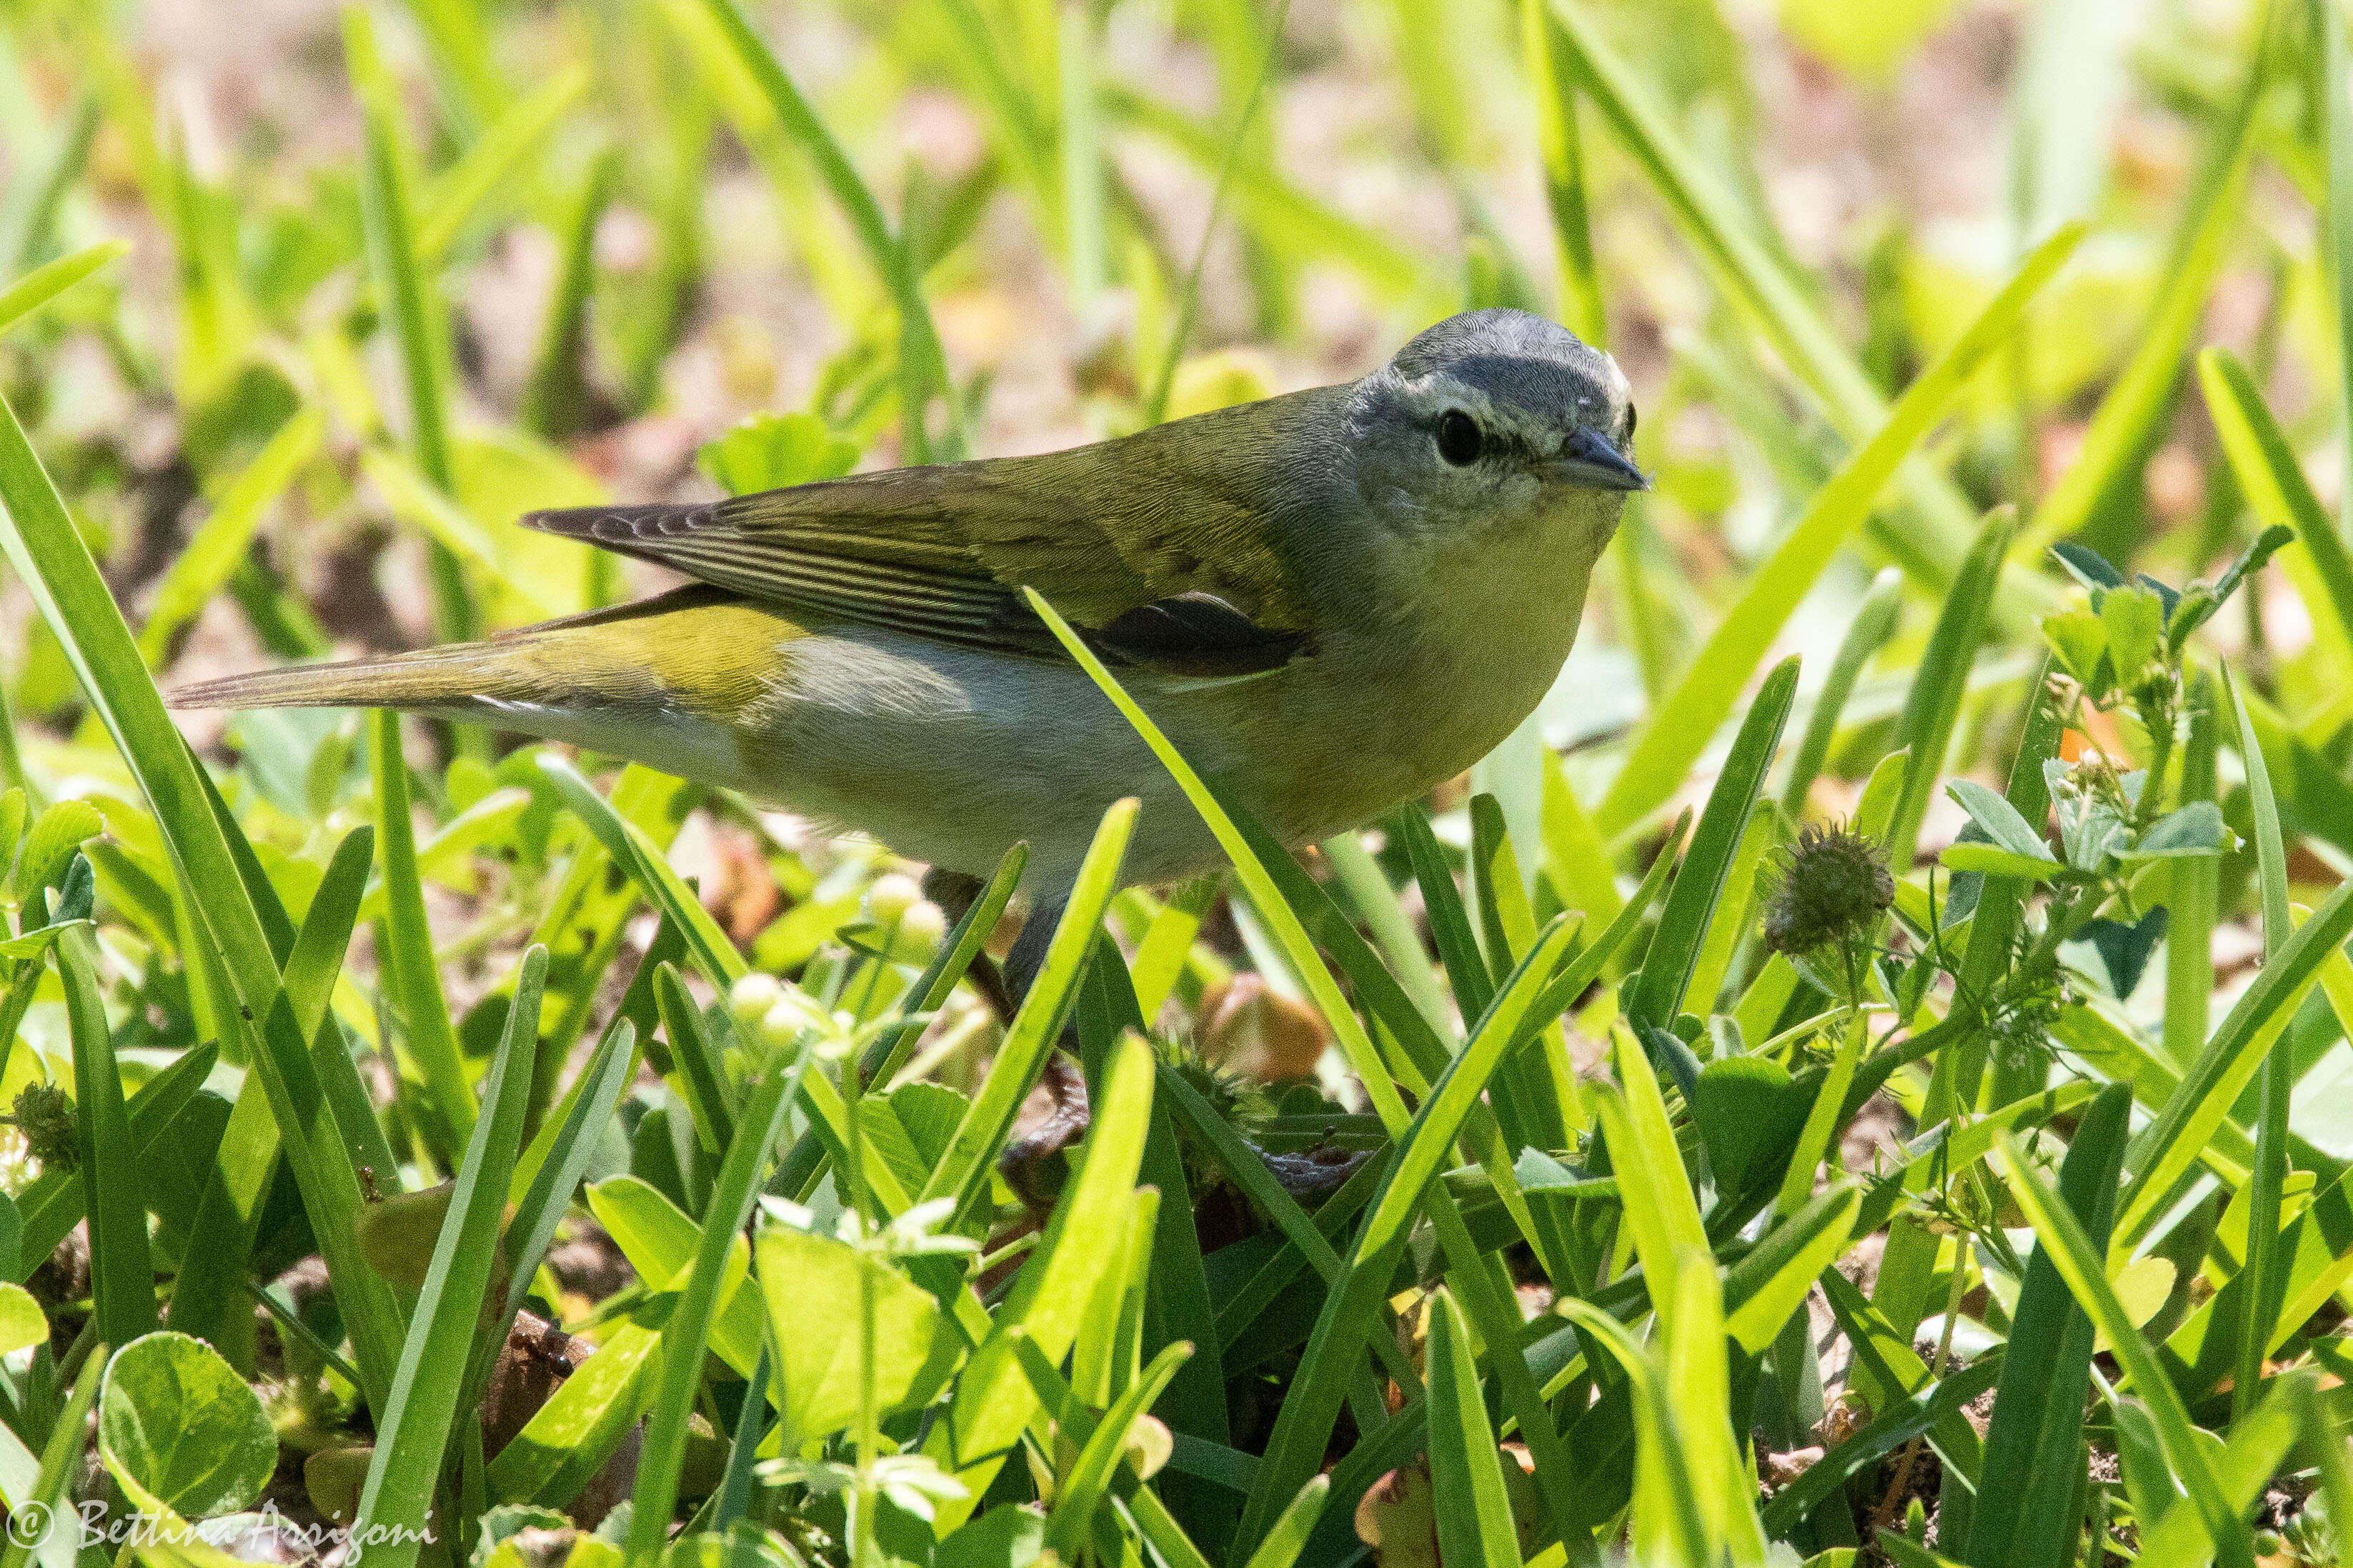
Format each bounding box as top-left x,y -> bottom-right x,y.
1994,1132 -> 2252,1568
926,1034 -> 1156,1530
1551,1299 -> 1711,1564
624,1042 -> 802,1561
1043,1340 -> 1193,1558
1962,1083 -> 2130,1568
2114,872 -> 2353,1249
170,826 -> 378,1354
655,963 -> 737,1157
2199,348 -> 2353,672
1600,224 -> 2081,836
2322,0 -> 2353,526
0,381 -> 404,1404
1424,1288 -> 1521,1568
347,9 -> 474,644
2016,24 -> 2266,557
1627,655 -> 1799,1030
372,709 -> 475,1153
0,240 -> 126,336
497,1016 -> 637,1340
60,927 -> 157,1347
137,408 -> 324,666
353,945 -> 546,1568
1884,510 -> 2014,872
2226,664 -> 2292,1424
915,807 -> 1132,1226
414,65 -> 592,264
1522,0 -> 1604,341
695,0 -> 963,459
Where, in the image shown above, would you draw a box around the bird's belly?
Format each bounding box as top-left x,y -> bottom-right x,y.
722,615 -> 1578,889
727,632 -> 1212,886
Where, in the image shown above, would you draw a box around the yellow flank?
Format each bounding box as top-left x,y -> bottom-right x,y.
582,598 -> 804,716
165,588 -> 805,718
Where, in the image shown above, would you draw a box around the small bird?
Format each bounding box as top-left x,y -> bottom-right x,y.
172,308 -> 1642,894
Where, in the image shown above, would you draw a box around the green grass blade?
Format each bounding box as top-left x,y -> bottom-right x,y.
927,1034 -> 1157,1530
414,64 -> 591,264
1551,1298 -> 1711,1564
624,1047 -> 800,1560
656,962 -> 737,1158
1780,568 -> 1904,819
2114,874 -> 2353,1249
353,945 -> 546,1568
1396,801 -> 1496,1026
347,9 -> 472,640
1601,222 -> 2081,835
1592,1030 -> 1711,1323
2324,0 -> 2353,525
137,407 -> 323,666
1044,1341 -> 1193,1558
1423,1288 -> 1520,1568
372,709 -> 475,1154
1884,509 -> 2014,871
0,239 -> 126,336
1962,1082 -> 2130,1568
500,1016 -> 637,1324
2016,39 -> 2264,558
60,927 -> 158,1347
2226,664 -> 2292,1424
0,380 -> 406,1399
1723,1183 -> 1858,1354
2199,347 -> 2353,669
1628,655 -> 1799,1030
537,756 -> 742,987
521,148 -> 621,441
1758,1357 -> 2002,1538
1522,0 -> 1604,341
915,804 -> 1133,1225
1237,1476 -> 1328,1568
171,825 -> 381,1353
695,0 -> 963,458
1994,1132 -> 2252,1568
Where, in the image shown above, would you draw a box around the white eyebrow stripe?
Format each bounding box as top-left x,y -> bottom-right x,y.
1383,373 -> 1579,451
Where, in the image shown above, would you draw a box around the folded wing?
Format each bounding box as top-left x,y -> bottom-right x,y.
521,389 -> 1335,679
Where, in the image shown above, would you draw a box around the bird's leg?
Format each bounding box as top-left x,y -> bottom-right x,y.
988,894 -> 1093,1208
920,867 -> 1018,1021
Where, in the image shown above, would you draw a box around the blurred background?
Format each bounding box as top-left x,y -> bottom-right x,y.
0,0 -> 2330,1042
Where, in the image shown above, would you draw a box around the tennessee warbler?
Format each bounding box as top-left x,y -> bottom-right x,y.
174,308 -> 1643,891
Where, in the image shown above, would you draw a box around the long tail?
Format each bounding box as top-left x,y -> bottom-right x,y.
166,586 -> 786,720
169,643 -> 523,714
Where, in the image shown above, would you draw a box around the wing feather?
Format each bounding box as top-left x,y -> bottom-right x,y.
521,386 -> 1340,674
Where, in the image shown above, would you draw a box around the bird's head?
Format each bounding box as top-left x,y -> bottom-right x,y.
1343,308 -> 1643,556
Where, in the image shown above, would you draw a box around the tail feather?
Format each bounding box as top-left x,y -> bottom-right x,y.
167,648 -> 510,714
165,585 -> 760,716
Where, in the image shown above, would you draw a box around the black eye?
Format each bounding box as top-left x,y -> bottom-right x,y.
1436,409 -> 1481,466
1621,406 -> 1637,444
